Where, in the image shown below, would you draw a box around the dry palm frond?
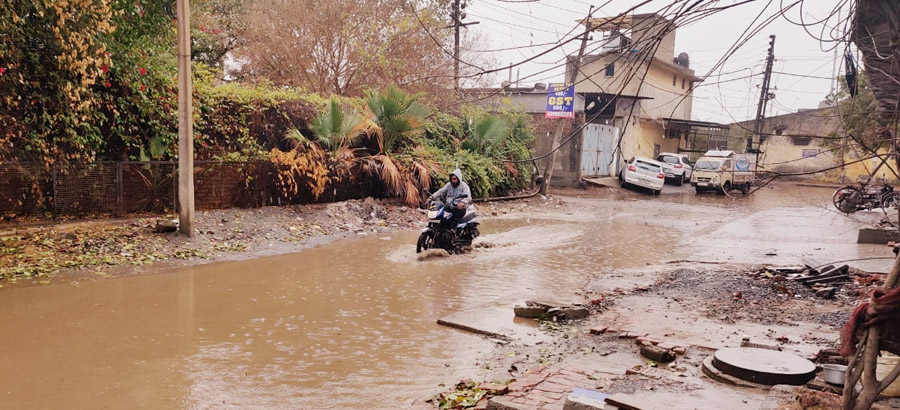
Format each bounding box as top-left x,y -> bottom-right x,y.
505,161 -> 520,177
402,178 -> 420,207
374,154 -> 403,196
411,161 -> 431,190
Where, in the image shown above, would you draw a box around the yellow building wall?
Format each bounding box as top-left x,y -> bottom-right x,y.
575,55 -> 693,121
618,119 -> 679,162
841,149 -> 900,184
757,136 -> 837,178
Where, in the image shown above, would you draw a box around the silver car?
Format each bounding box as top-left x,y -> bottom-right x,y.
655,153 -> 694,186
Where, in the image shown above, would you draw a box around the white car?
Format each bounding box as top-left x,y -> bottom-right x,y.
619,156 -> 665,195
655,153 -> 694,186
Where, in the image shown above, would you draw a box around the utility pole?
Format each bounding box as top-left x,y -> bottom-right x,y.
176,0 -> 195,237
750,35 -> 776,159
540,6 -> 593,195
451,0 -> 478,89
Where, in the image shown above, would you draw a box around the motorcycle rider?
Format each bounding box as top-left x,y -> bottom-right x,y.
429,168 -> 471,229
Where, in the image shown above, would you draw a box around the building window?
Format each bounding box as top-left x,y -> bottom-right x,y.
672,75 -> 677,86
791,136 -> 812,146
681,78 -> 685,89
605,63 -> 615,77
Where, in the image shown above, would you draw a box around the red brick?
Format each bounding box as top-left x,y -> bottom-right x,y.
657,341 -> 676,350
589,326 -> 607,335
480,382 -> 509,394
673,346 -> 687,355
528,390 -> 564,403
534,381 -> 570,394
636,336 -> 661,345
547,377 -> 588,387
474,398 -> 489,410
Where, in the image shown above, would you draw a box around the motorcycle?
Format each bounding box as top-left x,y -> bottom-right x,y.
833,177 -> 900,213
416,195 -> 480,254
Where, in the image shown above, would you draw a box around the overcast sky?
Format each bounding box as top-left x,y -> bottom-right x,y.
462,0 -> 854,124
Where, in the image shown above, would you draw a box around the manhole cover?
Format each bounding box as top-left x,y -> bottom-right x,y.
712,347 -> 816,385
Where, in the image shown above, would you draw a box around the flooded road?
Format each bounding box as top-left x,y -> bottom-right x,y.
0,185 -> 891,409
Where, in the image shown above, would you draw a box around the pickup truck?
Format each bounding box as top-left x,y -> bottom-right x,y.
690,150 -> 753,195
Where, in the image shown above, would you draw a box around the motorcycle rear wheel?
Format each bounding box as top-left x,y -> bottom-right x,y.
833,186 -> 861,213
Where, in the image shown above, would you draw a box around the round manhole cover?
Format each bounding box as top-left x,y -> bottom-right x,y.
712,347 -> 816,385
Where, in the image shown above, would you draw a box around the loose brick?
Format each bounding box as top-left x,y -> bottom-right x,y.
528,390 -> 564,403
636,336 -> 660,345
657,341 -> 677,350
480,382 -> 510,394
673,346 -> 687,355
534,381 -> 570,394
589,326 -> 607,335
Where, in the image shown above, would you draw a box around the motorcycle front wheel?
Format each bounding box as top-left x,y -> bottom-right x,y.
416,231 -> 434,253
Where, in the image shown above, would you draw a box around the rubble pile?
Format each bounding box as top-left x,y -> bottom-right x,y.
752,260 -> 885,302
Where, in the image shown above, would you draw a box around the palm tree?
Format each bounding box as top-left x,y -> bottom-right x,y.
309,98 -> 378,161
365,85 -> 430,153
461,115 -> 509,156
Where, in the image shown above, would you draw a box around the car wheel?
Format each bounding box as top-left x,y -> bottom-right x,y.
742,182 -> 751,195
695,187 -> 704,194
677,175 -> 684,186
654,189 -> 661,196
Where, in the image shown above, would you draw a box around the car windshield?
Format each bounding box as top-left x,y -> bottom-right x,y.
635,160 -> 661,172
694,160 -> 722,171
658,156 -> 679,164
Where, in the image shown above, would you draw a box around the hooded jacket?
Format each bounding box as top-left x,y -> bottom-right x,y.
431,168 -> 472,207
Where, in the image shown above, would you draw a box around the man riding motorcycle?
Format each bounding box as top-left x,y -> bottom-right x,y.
428,168 -> 471,229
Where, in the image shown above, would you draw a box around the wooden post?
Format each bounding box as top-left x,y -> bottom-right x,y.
176,0 -> 195,237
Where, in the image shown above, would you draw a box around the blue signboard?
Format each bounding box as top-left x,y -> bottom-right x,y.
545,82 -> 575,119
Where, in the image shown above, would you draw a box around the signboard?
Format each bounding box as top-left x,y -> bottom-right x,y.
545,83 -> 575,119
801,149 -> 818,158
733,153 -> 755,172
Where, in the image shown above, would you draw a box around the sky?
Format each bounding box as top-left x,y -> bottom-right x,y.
461,0 -> 854,124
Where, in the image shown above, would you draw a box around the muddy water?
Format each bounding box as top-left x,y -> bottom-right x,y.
2,186 -> 881,409
0,214 -> 672,409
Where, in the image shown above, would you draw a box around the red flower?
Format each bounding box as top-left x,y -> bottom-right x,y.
200,25 -> 206,32
103,52 -> 110,57
0,67 -> 6,75
139,85 -> 146,91
101,64 -> 109,73
138,67 -> 147,76
104,81 -> 111,88
139,9 -> 145,16
215,29 -> 222,34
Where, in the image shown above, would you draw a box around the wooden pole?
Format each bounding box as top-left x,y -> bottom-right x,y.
176,0 -> 195,237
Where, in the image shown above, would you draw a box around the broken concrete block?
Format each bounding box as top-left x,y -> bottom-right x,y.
486,396 -> 538,410
154,219 -> 178,233
514,305 -> 548,318
563,387 -> 609,410
561,306 -> 589,319
815,287 -> 836,299
640,345 -> 676,363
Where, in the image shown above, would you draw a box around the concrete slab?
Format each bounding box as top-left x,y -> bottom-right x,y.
582,177 -> 621,189
712,347 -> 816,386
437,306 -> 553,345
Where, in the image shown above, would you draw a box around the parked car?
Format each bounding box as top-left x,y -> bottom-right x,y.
655,153 -> 693,185
618,156 -> 665,195
690,150 -> 753,195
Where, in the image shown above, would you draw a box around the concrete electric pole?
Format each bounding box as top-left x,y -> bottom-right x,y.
176,0 -> 195,237
750,34 -> 776,155
451,0 -> 478,89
